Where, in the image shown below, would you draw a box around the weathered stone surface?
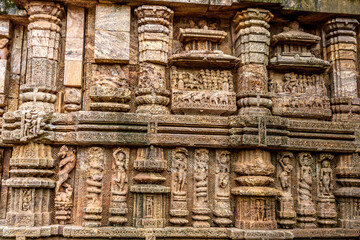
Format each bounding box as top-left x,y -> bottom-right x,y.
94,5 -> 130,63
0,0 -> 360,240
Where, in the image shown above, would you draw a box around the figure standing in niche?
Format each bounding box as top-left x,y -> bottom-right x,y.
146,197 -> 154,218
319,159 -> 333,196
173,149 -> 187,193
298,153 -> 313,202
113,149 -> 128,193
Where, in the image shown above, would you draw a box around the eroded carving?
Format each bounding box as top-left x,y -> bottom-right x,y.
317,153 -> 337,227
171,67 -> 236,115
55,145 -> 76,224
297,152 -> 316,228
214,150 -> 232,227
277,152 -> 296,228
192,148 -> 210,228
90,65 -> 131,112
83,147 -> 105,227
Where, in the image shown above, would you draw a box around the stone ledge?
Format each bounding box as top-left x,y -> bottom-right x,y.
0,226 -> 356,239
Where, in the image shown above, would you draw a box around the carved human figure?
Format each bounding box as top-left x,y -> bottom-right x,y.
319,160 -> 333,196
56,145 -> 76,193
173,149 -> 187,193
0,38 -> 9,60
146,197 -> 154,218
279,153 -> 293,193
113,148 -> 129,193
217,151 -> 230,188
299,154 -> 313,201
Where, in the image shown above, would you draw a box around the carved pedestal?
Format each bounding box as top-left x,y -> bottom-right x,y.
335,153 -> 360,228
131,146 -> 170,228
232,149 -> 281,229
5,143 -> 55,227
135,6 -> 173,115
324,18 -> 360,122
233,8 -> 273,116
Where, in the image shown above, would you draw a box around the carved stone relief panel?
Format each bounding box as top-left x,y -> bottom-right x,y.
170,67 -> 236,115
90,65 -> 131,112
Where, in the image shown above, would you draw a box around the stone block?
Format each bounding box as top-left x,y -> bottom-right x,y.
64,60 -> 83,87
67,7 -> 85,38
95,4 -> 130,32
94,29 -> 130,63
64,87 -> 82,104
65,37 -> 84,61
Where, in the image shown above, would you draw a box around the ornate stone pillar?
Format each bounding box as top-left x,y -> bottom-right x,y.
324,18 -> 360,121
134,5 -> 173,115
232,149 -> 281,229
130,146 -> 170,228
20,1 -> 64,112
233,8 -> 273,116
335,153 -> 360,228
4,1 -> 64,228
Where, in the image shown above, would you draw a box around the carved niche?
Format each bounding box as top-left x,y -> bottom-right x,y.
269,21 -> 331,119
169,19 -> 237,116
